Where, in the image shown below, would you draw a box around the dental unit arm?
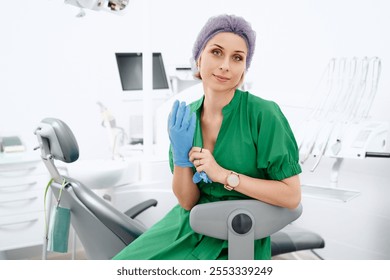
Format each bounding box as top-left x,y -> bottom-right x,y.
64,0 -> 129,13
97,102 -> 127,158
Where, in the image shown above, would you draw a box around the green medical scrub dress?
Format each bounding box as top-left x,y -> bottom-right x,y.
113,89 -> 302,260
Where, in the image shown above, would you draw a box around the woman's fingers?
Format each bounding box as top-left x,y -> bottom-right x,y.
168,100 -> 180,128
181,105 -> 191,130
175,101 -> 187,128
189,148 -> 214,172
189,147 -> 208,162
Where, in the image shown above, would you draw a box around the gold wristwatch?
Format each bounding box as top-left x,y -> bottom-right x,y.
224,171 -> 240,191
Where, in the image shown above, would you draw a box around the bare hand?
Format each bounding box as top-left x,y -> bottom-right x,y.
189,147 -> 227,184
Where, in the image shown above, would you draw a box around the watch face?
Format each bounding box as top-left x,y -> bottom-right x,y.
227,173 -> 239,187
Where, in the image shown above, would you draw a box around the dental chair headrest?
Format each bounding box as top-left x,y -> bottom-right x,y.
35,118 -> 79,163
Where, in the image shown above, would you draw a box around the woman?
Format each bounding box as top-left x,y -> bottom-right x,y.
113,14 -> 301,260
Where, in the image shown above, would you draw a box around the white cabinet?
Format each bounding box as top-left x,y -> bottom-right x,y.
0,152 -> 49,252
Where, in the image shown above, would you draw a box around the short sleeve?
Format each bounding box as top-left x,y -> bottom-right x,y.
255,102 -> 301,180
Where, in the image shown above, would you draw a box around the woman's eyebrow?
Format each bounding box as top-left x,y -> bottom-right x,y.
211,43 -> 224,49
211,44 -> 246,54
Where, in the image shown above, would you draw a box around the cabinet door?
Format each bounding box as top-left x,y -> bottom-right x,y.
0,211 -> 45,251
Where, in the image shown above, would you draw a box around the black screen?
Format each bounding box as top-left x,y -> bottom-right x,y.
115,52 -> 169,91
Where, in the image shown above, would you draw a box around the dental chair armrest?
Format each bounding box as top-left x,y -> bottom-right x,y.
124,199 -> 158,219
190,200 -> 302,259
190,200 -> 302,240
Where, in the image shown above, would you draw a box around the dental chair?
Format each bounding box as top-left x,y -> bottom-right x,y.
35,118 -> 157,259
35,117 -> 324,260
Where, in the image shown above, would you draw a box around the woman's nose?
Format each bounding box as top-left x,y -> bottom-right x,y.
219,58 -> 230,71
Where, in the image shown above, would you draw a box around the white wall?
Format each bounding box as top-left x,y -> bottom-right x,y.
1,0 -> 389,259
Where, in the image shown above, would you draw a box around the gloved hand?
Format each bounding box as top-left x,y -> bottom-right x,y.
192,171 -> 213,184
168,100 -> 196,167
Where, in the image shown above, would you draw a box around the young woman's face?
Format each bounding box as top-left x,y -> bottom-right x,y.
198,32 -> 247,92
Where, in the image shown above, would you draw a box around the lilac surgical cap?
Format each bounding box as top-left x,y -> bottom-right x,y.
192,14 -> 256,70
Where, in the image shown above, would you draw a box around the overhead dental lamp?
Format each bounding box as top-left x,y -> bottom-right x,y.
65,0 -> 129,13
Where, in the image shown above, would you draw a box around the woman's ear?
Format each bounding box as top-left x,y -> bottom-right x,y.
197,57 -> 201,69
193,57 -> 202,80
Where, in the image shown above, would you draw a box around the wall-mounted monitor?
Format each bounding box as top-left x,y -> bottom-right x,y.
115,52 -> 171,100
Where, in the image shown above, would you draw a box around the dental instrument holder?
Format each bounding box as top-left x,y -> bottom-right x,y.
190,200 -> 303,260
304,121 -> 389,202
298,57 -> 388,202
329,157 -> 343,188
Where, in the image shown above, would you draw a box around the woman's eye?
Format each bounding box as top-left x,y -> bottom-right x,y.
212,49 -> 222,56
233,55 -> 243,61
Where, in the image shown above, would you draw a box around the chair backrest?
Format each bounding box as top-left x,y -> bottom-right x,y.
190,200 -> 303,260
35,118 -> 146,259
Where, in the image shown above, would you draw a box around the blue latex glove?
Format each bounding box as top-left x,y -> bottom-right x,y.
168,100 -> 196,167
192,171 -> 213,184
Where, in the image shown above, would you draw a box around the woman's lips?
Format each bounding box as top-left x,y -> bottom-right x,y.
213,74 -> 230,82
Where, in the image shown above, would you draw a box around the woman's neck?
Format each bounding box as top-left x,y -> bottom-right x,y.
201,88 -> 236,152
202,87 -> 236,118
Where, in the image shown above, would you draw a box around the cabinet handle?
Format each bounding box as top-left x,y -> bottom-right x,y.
0,196 -> 38,204
0,181 -> 37,190
0,218 -> 38,228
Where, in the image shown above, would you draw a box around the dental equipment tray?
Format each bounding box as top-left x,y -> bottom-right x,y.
301,184 -> 360,202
